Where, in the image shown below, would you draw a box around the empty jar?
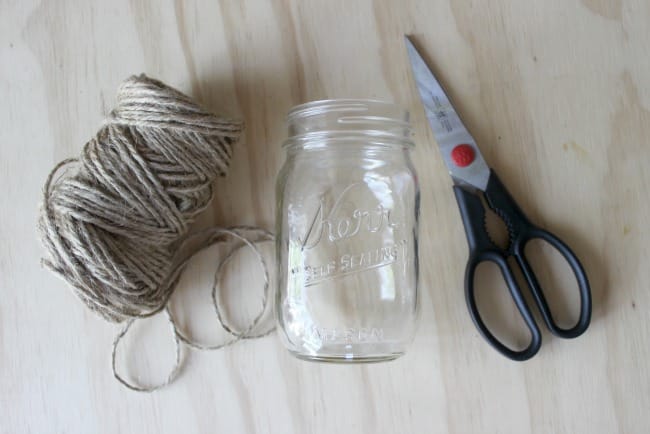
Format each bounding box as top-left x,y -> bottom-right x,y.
275,99 -> 420,362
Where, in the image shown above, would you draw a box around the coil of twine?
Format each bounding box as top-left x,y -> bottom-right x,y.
38,74 -> 274,391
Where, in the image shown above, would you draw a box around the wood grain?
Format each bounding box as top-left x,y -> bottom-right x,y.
2,0 -> 649,433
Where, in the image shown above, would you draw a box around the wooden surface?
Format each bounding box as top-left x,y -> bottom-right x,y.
2,1 -> 650,433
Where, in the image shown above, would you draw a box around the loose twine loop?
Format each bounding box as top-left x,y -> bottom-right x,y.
38,74 -> 275,391
111,226 -> 275,392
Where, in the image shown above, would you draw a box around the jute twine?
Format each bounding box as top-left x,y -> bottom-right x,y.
38,74 -> 274,391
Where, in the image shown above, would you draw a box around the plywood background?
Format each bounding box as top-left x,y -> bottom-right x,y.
2,1 -> 649,433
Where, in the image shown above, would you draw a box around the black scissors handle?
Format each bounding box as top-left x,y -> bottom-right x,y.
513,227 -> 592,338
464,245 -> 543,361
453,170 -> 592,361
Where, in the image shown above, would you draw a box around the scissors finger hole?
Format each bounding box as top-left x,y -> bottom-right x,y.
474,261 -> 531,351
524,238 -> 581,328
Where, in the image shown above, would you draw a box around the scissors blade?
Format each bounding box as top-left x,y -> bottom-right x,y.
405,36 -> 490,191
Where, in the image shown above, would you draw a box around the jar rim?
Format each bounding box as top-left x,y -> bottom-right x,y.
285,99 -> 414,150
287,99 -> 408,121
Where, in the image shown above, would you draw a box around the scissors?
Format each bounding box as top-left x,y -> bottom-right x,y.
405,36 -> 592,361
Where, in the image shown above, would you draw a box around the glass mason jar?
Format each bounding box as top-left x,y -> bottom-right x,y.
276,99 -> 420,362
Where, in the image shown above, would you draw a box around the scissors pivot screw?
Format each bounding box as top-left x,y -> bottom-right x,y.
451,144 -> 475,167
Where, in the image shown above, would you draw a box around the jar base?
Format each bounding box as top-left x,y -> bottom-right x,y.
289,351 -> 404,364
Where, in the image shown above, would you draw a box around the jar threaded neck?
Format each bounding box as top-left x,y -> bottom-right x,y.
285,99 -> 414,150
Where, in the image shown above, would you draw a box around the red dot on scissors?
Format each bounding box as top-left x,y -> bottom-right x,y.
451,144 -> 475,167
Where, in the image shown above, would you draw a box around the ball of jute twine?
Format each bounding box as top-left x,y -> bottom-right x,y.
38,74 -> 274,392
